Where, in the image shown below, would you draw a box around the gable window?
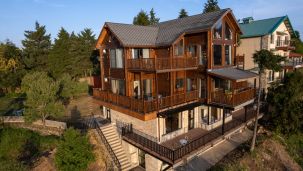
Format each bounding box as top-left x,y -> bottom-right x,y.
111,79 -> 125,95
213,20 -> 222,39
225,45 -> 232,65
132,48 -> 150,59
110,49 -> 123,68
174,40 -> 184,56
225,23 -> 232,40
213,45 -> 222,65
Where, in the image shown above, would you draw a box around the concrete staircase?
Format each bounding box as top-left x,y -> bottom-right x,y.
100,124 -> 132,171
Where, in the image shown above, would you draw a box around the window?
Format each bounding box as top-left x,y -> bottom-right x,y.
187,45 -> 197,57
214,77 -> 231,91
174,40 -> 184,56
132,49 -> 149,59
270,34 -> 274,44
110,49 -> 123,68
213,45 -> 222,65
175,78 -> 184,89
198,45 -> 207,65
186,78 -> 196,92
165,112 -> 182,134
143,79 -> 152,99
225,45 -> 232,65
213,20 -> 222,39
111,79 -> 125,95
268,70 -> 274,82
188,109 -> 195,130
225,23 -> 232,40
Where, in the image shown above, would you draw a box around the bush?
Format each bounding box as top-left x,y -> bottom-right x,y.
0,128 -> 58,170
59,74 -> 88,100
55,128 -> 94,171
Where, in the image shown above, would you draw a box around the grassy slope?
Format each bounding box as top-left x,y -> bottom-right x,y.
0,127 -> 59,171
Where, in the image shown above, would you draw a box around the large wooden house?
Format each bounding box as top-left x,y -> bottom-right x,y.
93,8 -> 259,170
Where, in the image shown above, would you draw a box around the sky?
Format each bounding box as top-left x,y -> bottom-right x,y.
1,0 -> 303,47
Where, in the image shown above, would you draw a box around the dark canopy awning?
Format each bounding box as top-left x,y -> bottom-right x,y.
157,102 -> 201,118
208,67 -> 258,82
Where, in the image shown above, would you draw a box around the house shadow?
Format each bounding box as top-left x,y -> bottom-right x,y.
70,105 -> 81,122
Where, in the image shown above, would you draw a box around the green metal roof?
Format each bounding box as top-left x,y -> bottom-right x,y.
239,16 -> 295,38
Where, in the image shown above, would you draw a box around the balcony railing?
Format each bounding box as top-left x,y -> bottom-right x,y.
93,89 -> 199,113
210,88 -> 256,107
276,40 -> 295,50
127,57 -> 198,71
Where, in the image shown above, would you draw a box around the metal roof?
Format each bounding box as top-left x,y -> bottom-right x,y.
104,9 -> 230,47
240,16 -> 296,38
208,67 -> 258,82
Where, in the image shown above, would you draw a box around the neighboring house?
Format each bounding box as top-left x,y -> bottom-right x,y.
237,16 -> 300,91
93,9 -> 259,171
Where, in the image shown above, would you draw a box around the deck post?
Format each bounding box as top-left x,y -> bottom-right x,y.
244,105 -> 247,122
222,106 -> 225,135
207,106 -> 210,125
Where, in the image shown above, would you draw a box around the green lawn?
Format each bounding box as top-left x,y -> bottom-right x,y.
0,127 -> 59,171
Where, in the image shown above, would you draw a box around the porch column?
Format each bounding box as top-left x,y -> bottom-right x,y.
207,106 -> 210,125
244,105 -> 247,122
222,106 -> 225,135
156,73 -> 159,110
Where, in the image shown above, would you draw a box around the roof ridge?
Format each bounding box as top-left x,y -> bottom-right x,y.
105,22 -> 158,28
240,15 -> 286,24
157,8 -> 230,25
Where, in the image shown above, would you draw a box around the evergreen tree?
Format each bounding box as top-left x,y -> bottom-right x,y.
250,50 -> 285,152
22,22 -> 51,71
203,0 -> 220,14
133,10 -> 150,26
149,8 -> 160,25
75,28 -> 96,78
178,9 -> 188,18
48,27 -> 73,78
21,72 -> 64,126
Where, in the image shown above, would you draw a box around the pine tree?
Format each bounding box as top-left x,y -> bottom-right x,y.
178,9 -> 188,18
48,27 -> 73,78
203,0 -> 220,14
76,28 -> 96,78
133,10 -> 150,26
22,22 -> 51,71
149,8 -> 160,25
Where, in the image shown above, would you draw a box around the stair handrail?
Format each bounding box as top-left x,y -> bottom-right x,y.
93,119 -> 122,170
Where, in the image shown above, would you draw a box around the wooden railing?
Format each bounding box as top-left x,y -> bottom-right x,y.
93,89 -> 198,113
121,115 -> 250,165
127,57 -> 198,71
210,88 -> 256,107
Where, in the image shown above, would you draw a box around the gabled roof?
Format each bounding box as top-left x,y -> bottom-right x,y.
240,16 -> 296,38
99,8 -> 239,47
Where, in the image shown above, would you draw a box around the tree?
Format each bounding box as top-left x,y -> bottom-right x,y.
21,72 -> 64,126
48,27 -> 72,78
55,128 -> 94,171
292,30 -> 303,54
149,8 -> 160,25
58,73 -> 88,101
267,71 -> 303,134
203,0 -> 220,14
250,50 -> 285,151
178,9 -> 188,18
0,40 -> 25,93
22,22 -> 51,71
133,10 -> 150,26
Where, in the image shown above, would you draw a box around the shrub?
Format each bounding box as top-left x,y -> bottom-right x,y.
55,128 -> 94,171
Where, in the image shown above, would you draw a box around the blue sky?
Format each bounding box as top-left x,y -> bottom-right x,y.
1,0 -> 303,47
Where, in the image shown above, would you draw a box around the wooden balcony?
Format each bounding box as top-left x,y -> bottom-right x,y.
93,89 -> 199,114
121,105 -> 264,165
127,57 -> 198,71
210,88 -> 256,107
